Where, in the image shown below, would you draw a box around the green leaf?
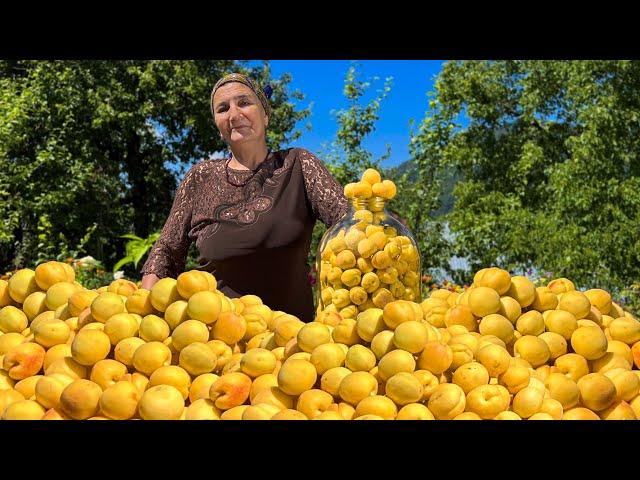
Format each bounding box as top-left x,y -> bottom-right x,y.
124,240 -> 144,258
113,255 -> 134,273
132,245 -> 151,268
147,232 -> 161,244
120,234 -> 144,241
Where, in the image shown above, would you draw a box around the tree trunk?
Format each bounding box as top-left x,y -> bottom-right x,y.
123,132 -> 150,239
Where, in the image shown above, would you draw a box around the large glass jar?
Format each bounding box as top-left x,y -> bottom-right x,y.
315,196 -> 422,319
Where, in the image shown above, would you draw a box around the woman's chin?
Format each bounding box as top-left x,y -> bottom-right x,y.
229,133 -> 252,144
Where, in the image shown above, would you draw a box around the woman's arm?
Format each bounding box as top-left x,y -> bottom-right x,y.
298,149 -> 348,228
139,167 -> 197,284
141,273 -> 161,290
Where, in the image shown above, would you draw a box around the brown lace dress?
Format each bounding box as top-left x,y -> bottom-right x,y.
141,148 -> 348,322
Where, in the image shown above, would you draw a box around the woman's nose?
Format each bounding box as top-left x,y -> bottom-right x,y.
229,104 -> 243,121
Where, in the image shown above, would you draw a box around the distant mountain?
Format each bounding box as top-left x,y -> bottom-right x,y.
386,160 -> 461,217
387,159 -> 417,180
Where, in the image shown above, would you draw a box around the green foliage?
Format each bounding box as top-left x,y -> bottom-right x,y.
620,282 -> 640,318
35,220 -> 99,267
321,64 -> 393,185
113,232 -> 161,273
411,60 -> 640,300
0,60 -> 309,275
531,270 -> 556,288
32,215 -> 117,289
71,258 -> 116,291
308,65 -> 393,271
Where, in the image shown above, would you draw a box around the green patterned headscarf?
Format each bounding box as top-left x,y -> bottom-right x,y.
211,73 -> 272,118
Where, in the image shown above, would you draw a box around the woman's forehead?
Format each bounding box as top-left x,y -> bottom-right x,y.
213,82 -> 257,104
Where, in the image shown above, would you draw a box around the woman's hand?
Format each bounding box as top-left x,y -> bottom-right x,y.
141,273 -> 161,290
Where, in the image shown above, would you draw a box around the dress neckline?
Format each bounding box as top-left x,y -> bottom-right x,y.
226,150 -> 274,173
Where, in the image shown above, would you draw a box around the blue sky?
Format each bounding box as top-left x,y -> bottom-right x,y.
248,60 -> 446,168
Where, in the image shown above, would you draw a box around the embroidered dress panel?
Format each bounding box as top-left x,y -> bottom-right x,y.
141,148 -> 348,321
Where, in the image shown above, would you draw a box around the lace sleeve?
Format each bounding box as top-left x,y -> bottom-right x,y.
140,167 -> 196,279
298,149 -> 348,228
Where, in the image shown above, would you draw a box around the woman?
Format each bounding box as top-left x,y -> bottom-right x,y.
141,72 -> 348,322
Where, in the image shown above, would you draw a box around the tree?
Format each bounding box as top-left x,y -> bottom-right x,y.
0,60 -> 310,272
385,149 -> 456,287
411,60 -> 640,299
307,64 -> 393,268
322,64 -> 393,184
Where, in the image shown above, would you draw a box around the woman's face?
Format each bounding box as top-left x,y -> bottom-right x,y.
212,82 -> 269,146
